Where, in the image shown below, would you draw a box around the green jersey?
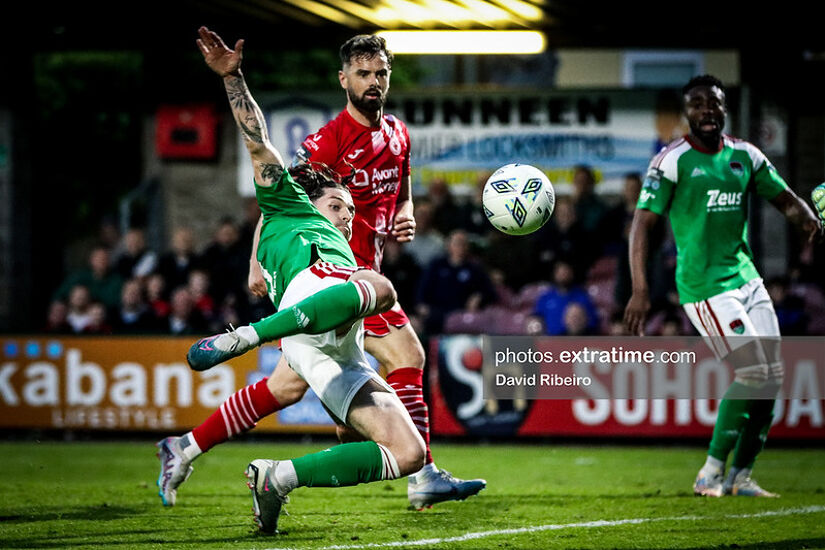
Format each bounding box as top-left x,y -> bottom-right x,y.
637,135 -> 788,304
255,169 -> 356,308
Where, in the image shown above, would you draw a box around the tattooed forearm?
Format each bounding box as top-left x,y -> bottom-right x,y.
260,163 -> 284,183
224,75 -> 267,144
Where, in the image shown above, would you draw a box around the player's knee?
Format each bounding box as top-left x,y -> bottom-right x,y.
350,271 -> 396,314
734,363 -> 769,387
393,435 -> 426,476
265,373 -> 306,407
769,361 -> 784,385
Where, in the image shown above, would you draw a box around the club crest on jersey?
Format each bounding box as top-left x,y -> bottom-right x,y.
729,161 -> 744,177
389,136 -> 401,156
729,319 -> 745,335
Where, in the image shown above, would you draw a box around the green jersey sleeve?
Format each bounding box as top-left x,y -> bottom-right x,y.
637,146 -> 678,215
748,146 -> 789,200
254,167 -> 314,218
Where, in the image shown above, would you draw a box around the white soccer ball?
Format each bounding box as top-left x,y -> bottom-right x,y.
482,163 -> 555,235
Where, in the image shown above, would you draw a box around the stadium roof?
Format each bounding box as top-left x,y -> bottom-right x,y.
3,0 -> 824,52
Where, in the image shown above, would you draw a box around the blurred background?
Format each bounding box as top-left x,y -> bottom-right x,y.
0,0 -> 823,438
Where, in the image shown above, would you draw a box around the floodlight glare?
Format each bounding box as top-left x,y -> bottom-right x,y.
377,30 -> 546,55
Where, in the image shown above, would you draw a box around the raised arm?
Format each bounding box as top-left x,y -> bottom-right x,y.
623,208 -> 661,336
769,189 -> 824,243
196,26 -> 284,187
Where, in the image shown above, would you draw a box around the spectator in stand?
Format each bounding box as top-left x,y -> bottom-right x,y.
199,217 -> 248,304
484,230 -> 538,291
43,300 -> 71,334
111,278 -> 159,334
187,269 -> 216,324
571,164 -> 608,236
463,171 -> 496,237
427,178 -> 464,235
146,273 -> 171,319
405,199 -> 445,270
440,172 -> 492,237
239,196 -> 262,258
114,228 -> 158,281
54,245 -> 123,309
98,215 -> 122,252
659,311 -> 685,336
83,302 -> 113,335
608,311 -> 628,335
65,284 -> 95,333
561,302 -> 597,336
416,229 -> 498,334
166,287 -> 209,336
766,276 -> 808,335
601,172 -> 643,257
530,195 -> 594,279
380,237 -> 421,312
158,227 -> 199,291
530,260 -> 599,336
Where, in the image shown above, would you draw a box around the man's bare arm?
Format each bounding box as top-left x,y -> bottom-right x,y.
623,209 -> 661,336
248,215 -> 267,296
197,26 -> 283,186
770,189 -> 824,243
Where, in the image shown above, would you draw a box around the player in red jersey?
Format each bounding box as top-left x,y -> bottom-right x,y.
157,30 -> 485,510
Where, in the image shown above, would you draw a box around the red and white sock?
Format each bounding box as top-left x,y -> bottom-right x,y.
187,377 -> 282,458
387,367 -> 433,465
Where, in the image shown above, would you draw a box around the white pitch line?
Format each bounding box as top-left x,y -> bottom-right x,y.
262,505 -> 825,550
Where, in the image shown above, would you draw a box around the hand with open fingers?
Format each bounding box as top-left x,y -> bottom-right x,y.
196,26 -> 244,77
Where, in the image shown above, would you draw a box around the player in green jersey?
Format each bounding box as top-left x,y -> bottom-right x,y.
624,75 -> 822,498
183,28 -> 426,534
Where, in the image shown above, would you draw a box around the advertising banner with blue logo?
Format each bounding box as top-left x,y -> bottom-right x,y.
238,91 -> 667,197
0,337 -> 381,433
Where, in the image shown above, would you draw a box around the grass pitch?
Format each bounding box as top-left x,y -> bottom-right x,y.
1,440 -> 824,549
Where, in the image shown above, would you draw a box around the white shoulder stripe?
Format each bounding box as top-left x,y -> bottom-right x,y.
727,136 -> 767,171
653,139 -> 692,183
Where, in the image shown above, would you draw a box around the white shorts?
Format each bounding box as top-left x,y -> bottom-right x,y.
278,262 -> 392,424
683,278 -> 780,359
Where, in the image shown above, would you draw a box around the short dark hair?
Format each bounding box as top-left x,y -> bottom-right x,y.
288,163 -> 352,202
340,35 -> 393,69
682,74 -> 725,97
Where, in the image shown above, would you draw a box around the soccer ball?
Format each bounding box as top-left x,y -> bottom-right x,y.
482,163 -> 555,235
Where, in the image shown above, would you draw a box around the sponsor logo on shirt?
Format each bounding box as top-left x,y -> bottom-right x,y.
706,189 -> 743,212
690,167 -> 706,178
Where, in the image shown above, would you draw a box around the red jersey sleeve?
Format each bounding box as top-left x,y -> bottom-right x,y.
294,120 -> 340,169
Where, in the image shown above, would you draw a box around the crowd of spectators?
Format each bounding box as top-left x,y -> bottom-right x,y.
45,165 -> 825,338
47,201 -> 275,336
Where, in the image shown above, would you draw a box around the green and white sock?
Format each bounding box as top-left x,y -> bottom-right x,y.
290,441 -> 399,489
251,280 -> 376,343
707,383 -> 753,463
731,398 -> 775,471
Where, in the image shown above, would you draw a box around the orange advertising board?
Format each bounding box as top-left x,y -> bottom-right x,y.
0,336 -> 336,434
